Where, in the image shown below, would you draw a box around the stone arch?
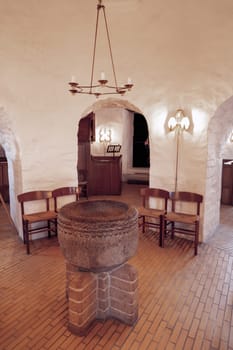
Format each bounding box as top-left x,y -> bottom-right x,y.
204,96 -> 233,240
80,98 -> 143,118
0,106 -> 22,231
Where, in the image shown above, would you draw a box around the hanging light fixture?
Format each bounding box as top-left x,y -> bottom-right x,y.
68,0 -> 134,98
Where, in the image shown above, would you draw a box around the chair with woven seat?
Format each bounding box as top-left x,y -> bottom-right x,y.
138,187 -> 169,247
52,186 -> 80,213
165,191 -> 203,255
17,190 -> 57,254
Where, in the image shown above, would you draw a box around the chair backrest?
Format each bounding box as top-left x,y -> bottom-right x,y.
140,187 -> 169,210
52,186 -> 80,212
17,190 -> 52,215
169,191 -> 203,215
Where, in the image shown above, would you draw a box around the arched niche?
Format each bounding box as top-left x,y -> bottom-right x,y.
204,96 -> 233,240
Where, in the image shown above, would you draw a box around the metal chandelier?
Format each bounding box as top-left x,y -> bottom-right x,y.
68,0 -> 133,98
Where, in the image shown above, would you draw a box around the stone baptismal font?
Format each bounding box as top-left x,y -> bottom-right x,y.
58,199 -> 139,335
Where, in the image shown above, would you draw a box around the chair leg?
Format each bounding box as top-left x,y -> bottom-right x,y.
164,219 -> 168,237
48,221 -> 51,238
49,218 -> 57,236
23,222 -> 26,244
194,221 -> 199,256
171,222 -> 175,239
142,216 -> 145,233
55,218 -> 58,236
25,221 -> 30,255
159,215 -> 164,247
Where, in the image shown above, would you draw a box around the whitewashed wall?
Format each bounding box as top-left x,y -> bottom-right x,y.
0,0 -> 233,240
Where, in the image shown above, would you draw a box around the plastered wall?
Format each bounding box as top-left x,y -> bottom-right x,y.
0,0 -> 233,240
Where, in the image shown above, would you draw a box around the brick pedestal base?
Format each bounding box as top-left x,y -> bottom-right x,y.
67,263 -> 138,335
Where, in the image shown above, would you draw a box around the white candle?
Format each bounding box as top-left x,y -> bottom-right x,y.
71,75 -> 76,83
101,72 -> 105,80
127,77 -> 132,84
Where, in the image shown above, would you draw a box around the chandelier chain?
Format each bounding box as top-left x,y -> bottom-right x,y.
90,5 -> 100,93
102,6 -> 118,90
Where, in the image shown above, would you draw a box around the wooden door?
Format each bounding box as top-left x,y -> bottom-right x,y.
221,159 -> 233,205
78,113 -> 95,143
77,113 -> 95,191
0,161 -> 9,202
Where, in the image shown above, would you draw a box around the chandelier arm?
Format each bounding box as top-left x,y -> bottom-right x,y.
79,84 -> 100,89
102,6 -> 119,90
90,5 -> 101,93
94,91 -> 123,95
104,85 -> 124,89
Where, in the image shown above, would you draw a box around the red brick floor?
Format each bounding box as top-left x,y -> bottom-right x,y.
0,184 -> 233,349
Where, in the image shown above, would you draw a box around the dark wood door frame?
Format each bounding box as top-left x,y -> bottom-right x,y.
221,159 -> 233,205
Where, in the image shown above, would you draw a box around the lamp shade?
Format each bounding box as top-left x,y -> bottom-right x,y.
168,109 -> 191,131
168,117 -> 177,130
99,128 -> 112,143
181,116 -> 190,130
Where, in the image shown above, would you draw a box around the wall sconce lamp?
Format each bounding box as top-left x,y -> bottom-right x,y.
168,109 -> 191,192
99,128 -> 112,143
99,128 -> 112,155
168,109 -> 190,131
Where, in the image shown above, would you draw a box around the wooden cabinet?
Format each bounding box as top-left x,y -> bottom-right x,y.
221,159 -> 233,205
88,156 -> 122,195
0,161 -> 9,203
77,113 -> 122,196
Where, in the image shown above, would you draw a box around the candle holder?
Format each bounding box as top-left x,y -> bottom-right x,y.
98,79 -> 108,85
124,83 -> 133,90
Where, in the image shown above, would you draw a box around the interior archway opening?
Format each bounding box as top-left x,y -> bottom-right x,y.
77,99 -> 150,195
0,107 -> 22,234
204,96 -> 233,241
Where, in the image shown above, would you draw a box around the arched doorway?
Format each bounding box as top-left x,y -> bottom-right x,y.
77,98 -> 149,195
0,106 -> 22,232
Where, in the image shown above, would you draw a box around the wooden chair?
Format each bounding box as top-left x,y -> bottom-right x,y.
138,188 -> 169,247
52,186 -> 80,212
17,190 -> 57,254
165,191 -> 203,255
